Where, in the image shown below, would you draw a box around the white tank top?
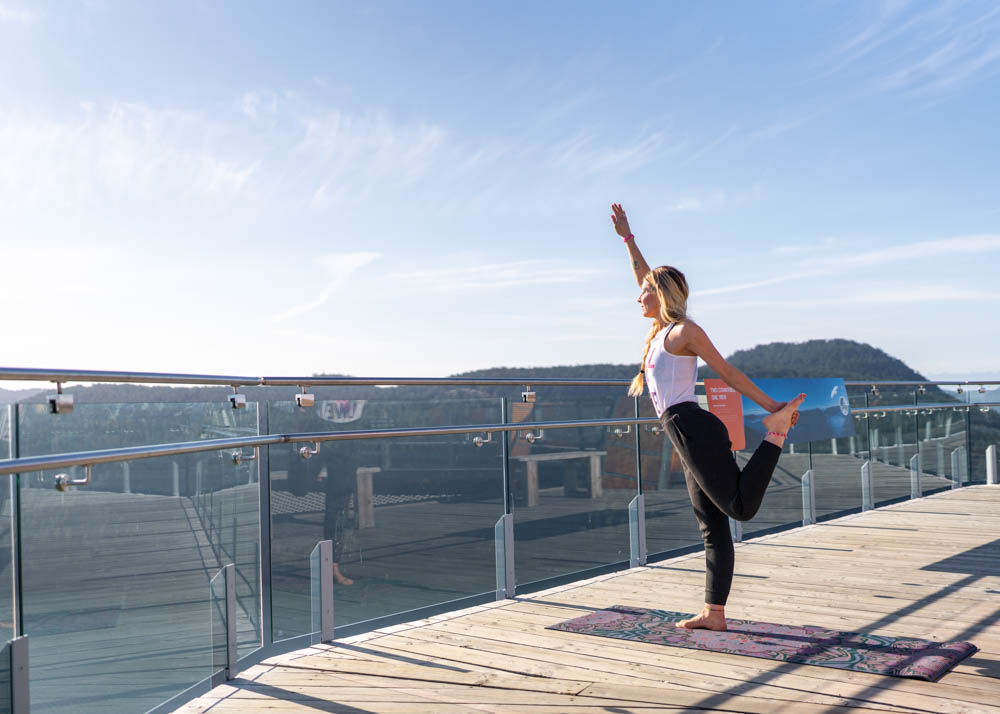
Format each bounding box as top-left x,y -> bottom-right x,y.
645,323 -> 698,418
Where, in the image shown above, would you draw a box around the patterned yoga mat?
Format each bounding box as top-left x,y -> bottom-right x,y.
547,605 -> 977,681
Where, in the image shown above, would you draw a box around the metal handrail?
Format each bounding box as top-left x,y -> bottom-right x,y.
0,368 -> 631,387
1,367 -> 997,389
0,417 -> 656,476
1,401 -> 996,477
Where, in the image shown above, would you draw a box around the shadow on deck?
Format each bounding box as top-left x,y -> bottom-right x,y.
179,486 -> 1000,713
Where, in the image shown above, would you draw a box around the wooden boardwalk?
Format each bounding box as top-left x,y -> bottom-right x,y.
179,486 -> 1000,713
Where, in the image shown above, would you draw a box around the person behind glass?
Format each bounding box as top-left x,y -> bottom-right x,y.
611,203 -> 805,631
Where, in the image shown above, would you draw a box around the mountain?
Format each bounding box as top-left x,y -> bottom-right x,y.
698,339 -> 926,381
0,387 -> 43,405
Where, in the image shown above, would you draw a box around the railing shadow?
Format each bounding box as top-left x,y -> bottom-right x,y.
684,534 -> 999,711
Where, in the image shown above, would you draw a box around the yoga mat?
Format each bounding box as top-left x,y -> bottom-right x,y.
547,605 -> 976,681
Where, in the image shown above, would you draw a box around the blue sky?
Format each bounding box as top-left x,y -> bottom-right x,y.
1,1 -> 998,380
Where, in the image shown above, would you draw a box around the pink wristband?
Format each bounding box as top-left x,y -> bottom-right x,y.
767,431 -> 787,439
624,234 -> 634,243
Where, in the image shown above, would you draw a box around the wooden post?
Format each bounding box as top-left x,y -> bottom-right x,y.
355,467 -> 380,529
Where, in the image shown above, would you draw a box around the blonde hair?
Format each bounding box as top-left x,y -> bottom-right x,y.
627,266 -> 689,397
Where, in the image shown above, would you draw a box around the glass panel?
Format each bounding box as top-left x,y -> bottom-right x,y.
0,640 -> 9,714
497,384 -> 635,587
17,449 -> 252,713
267,397 -> 505,640
865,409 -> 916,506
915,407 -> 967,491
808,412 -> 868,520
970,403 -> 1000,484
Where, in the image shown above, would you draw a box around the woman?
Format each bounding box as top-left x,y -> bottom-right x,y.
611,203 -> 805,631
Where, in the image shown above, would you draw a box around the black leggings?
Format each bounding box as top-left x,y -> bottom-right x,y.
662,401 -> 782,606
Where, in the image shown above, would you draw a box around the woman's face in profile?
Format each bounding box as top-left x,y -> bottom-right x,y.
638,282 -> 659,318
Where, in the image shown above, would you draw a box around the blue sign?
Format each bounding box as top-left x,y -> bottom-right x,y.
742,378 -> 855,448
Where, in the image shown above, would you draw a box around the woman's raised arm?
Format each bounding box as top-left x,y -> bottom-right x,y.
611,203 -> 651,287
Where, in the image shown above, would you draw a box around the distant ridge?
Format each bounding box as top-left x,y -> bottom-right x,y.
697,339 -> 927,381
7,340 -> 934,403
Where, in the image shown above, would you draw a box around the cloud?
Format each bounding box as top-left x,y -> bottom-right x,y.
0,2 -> 36,24
385,259 -> 603,293
240,90 -> 279,119
771,236 -> 841,256
695,234 -> 1000,300
799,233 -> 1000,268
0,102 -> 259,208
701,284 -> 1000,310
547,127 -> 676,176
819,2 -> 1000,95
300,111 -> 447,199
271,251 -> 382,322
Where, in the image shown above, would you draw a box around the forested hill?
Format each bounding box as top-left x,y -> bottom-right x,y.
697,339 -> 927,381
8,339 -> 930,403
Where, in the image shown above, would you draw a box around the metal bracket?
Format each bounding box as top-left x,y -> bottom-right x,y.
521,386 -> 536,403
231,447 -> 259,465
523,430 -> 544,444
299,442 -> 321,459
473,432 -> 493,447
55,465 -> 92,492
295,386 -> 315,407
645,424 -> 664,435
48,382 -> 73,414
609,424 -> 632,438
229,386 -> 247,410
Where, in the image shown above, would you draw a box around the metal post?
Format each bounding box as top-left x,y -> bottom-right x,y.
801,469 -> 816,526
224,564 -> 237,680
728,516 -> 742,543
830,438 -> 838,455
9,635 -> 28,714
257,403 -> 272,649
310,540 -> 334,643
937,442 -> 945,477
950,448 -> 961,489
494,513 -> 515,599
987,445 -> 997,486
171,461 -> 180,497
895,425 -> 903,466
849,435 -> 856,455
9,405 -> 23,640
909,454 -> 921,499
122,462 -> 131,494
861,461 -> 873,511
629,495 -> 647,565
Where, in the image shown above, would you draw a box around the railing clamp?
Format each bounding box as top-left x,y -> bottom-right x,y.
55,464 -> 92,491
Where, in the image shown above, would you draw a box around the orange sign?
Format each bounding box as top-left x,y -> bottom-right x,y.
704,379 -> 746,451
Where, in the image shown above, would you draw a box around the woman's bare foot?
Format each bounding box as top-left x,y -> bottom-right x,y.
332,563 -> 354,586
677,604 -> 727,631
762,393 -> 806,447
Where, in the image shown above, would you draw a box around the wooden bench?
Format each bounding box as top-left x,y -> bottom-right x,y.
511,450 -> 607,507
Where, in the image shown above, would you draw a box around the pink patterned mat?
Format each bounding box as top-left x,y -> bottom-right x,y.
547,605 -> 976,680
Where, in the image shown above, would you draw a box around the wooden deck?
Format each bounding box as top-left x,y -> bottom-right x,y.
179,486 -> 1000,713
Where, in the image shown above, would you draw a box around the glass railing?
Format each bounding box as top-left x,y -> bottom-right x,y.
0,376 -> 997,713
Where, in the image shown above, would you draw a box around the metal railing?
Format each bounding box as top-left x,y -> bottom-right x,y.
0,369 -> 997,714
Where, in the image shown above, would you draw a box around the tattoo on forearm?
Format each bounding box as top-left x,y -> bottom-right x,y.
632,261 -> 639,269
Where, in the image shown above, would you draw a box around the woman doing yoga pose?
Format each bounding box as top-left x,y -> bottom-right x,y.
611,203 -> 805,631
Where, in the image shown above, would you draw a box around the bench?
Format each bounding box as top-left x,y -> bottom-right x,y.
511,450 -> 607,507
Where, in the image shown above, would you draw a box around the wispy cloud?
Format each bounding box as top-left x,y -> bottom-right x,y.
701,284 -> 1000,310
696,234 -> 1000,300
0,102 -> 259,208
771,236 -> 842,256
240,90 -> 279,119
271,251 -> 382,322
547,127 -> 675,176
0,2 -> 36,24
819,1 -> 1000,95
385,259 -> 603,293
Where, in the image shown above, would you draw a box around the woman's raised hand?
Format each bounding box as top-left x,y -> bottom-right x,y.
611,203 -> 632,239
